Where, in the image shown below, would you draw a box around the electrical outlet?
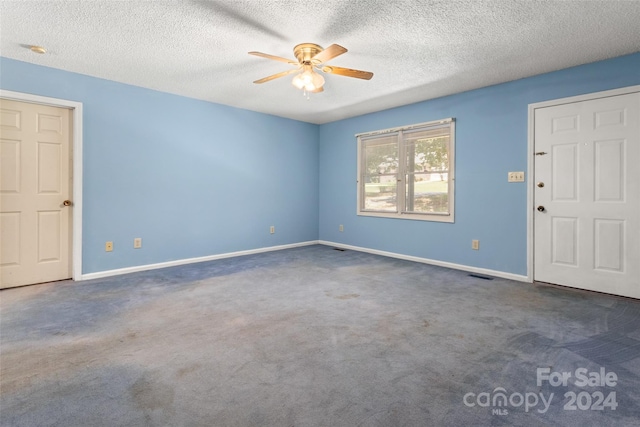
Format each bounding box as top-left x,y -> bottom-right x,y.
508,171 -> 525,182
134,238 -> 142,249
472,240 -> 479,250
270,226 -> 275,234
105,241 -> 113,252
339,225 -> 344,232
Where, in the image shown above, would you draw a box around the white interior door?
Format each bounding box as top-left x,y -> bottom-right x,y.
534,91 -> 640,299
1,98 -> 72,289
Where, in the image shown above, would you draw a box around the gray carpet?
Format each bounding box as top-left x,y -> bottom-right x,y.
1,245 -> 639,426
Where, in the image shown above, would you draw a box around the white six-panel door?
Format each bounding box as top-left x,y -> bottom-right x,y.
534,91 -> 640,299
0,99 -> 72,288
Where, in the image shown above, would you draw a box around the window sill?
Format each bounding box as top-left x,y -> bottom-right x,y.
357,210 -> 454,223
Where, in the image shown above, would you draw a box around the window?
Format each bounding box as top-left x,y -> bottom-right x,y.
357,118 -> 455,222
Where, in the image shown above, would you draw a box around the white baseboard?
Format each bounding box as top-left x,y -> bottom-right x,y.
319,240 -> 530,282
80,240 -> 320,281
80,239 -> 529,283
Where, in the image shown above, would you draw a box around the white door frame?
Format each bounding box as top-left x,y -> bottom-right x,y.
527,85 -> 640,283
1,89 -> 84,282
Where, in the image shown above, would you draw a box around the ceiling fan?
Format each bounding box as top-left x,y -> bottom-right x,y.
248,43 -> 373,94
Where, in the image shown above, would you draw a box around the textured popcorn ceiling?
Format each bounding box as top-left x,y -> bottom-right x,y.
1,1 -> 639,124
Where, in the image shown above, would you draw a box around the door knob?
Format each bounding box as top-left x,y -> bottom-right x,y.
537,182 -> 544,188
537,205 -> 545,212
63,200 -> 72,207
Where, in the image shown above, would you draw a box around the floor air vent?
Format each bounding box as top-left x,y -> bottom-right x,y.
469,274 -> 493,280
333,248 -> 346,252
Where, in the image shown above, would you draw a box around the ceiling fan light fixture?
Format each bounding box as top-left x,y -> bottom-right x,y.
310,70 -> 325,89
291,73 -> 306,89
292,66 -> 324,92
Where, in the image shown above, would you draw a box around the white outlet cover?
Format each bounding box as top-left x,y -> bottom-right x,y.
508,171 -> 525,182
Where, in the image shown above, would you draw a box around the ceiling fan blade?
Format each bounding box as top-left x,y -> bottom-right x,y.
248,51 -> 298,65
311,44 -> 347,64
253,68 -> 300,84
321,65 -> 373,80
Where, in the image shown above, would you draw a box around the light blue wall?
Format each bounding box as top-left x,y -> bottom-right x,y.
318,53 -> 640,276
2,53 -> 639,278
0,58 -> 320,274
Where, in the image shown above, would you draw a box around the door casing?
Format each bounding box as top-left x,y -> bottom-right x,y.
527,85 -> 640,283
1,89 -> 84,282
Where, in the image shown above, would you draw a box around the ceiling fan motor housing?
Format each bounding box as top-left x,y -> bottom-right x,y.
294,43 -> 324,64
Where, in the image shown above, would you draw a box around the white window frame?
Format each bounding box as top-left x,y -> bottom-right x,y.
356,118 -> 455,222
